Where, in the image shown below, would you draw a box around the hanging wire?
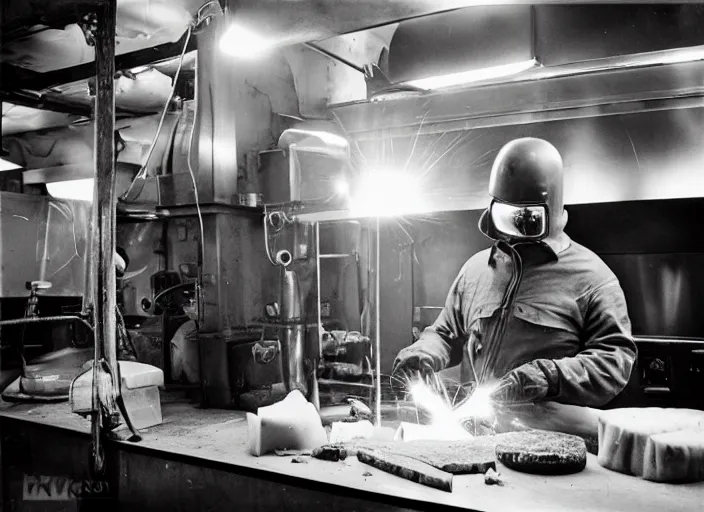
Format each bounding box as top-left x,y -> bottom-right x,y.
120,23 -> 193,201
184,54 -> 205,324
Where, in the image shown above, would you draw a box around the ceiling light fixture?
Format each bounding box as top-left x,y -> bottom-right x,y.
0,157 -> 22,172
46,179 -> 94,202
219,21 -> 277,59
405,58 -> 539,91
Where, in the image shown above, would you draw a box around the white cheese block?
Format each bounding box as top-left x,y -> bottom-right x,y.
597,408 -> 704,482
246,390 -> 328,457
642,428 -> 704,483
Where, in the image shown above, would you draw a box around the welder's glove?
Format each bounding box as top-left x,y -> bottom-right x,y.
391,345 -> 437,393
490,361 -> 552,405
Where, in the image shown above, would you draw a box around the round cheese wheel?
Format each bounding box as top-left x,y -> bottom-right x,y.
642,429 -> 704,483
494,430 -> 587,475
597,408 -> 704,482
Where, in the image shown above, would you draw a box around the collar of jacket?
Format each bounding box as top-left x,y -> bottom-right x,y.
488,233 -> 572,266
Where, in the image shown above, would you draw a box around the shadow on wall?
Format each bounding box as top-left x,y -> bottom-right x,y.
400,199 -> 704,340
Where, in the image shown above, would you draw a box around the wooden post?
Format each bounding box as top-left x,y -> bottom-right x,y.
90,0 -> 118,474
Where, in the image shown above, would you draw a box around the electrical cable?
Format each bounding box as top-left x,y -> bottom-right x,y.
185,51 -> 205,324
120,23 -> 193,201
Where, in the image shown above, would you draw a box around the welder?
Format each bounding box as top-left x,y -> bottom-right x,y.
392,138 -> 636,408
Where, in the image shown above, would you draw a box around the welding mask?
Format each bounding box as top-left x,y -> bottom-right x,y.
479,138 -> 564,244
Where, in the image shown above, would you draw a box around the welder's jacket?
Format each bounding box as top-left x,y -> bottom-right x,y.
414,235 -> 636,408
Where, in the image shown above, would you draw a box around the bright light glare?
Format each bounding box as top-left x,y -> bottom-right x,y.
410,381 -> 453,422
406,59 -> 538,90
453,384 -> 496,421
409,380 -> 473,440
334,178 -> 349,196
46,179 -> 94,202
349,171 -> 424,218
220,22 -> 276,59
0,157 -> 21,172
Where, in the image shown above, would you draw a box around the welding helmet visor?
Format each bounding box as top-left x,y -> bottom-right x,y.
486,200 -> 548,242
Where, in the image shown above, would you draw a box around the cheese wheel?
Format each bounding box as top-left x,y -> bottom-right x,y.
642,429 -> 704,483
597,408 -> 704,482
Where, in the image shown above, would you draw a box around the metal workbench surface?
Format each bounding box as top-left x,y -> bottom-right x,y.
0,395 -> 702,512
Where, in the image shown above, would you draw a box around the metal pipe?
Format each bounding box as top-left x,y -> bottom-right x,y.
315,222 -> 323,360
280,269 -> 302,321
374,217 -> 382,427
0,315 -> 93,331
319,253 -> 355,259
279,268 -> 307,395
304,42 -> 366,74
275,250 -> 293,267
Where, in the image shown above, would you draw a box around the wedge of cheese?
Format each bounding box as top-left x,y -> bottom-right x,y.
597,408 -> 704,482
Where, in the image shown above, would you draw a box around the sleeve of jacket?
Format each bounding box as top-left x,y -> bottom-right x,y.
533,279 -> 637,408
409,268 -> 468,372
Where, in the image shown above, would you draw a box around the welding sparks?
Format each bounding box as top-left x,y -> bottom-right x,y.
409,380 -> 472,439
409,380 -> 456,424
407,378 -> 498,439
453,384 -> 496,421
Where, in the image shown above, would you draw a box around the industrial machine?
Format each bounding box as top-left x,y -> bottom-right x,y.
228,120 -> 378,412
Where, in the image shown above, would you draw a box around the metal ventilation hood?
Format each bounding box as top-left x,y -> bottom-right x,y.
386,6 -> 534,86
332,4 -> 704,139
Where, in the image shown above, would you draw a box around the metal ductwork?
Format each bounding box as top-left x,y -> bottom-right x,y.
386,6 -> 534,85
222,1 -> 698,50
277,120 -> 350,160
380,5 -> 704,88
274,120 -> 352,205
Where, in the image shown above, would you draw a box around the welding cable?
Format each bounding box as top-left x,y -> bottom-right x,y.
185,53 -> 205,324
478,242 -> 524,382
467,335 -> 479,389
121,22 -> 193,201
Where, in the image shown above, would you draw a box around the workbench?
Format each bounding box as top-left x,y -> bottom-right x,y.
0,394 -> 702,512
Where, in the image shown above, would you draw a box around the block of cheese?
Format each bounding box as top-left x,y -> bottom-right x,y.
247,390 -> 328,456
642,428 -> 704,483
597,408 -> 704,482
